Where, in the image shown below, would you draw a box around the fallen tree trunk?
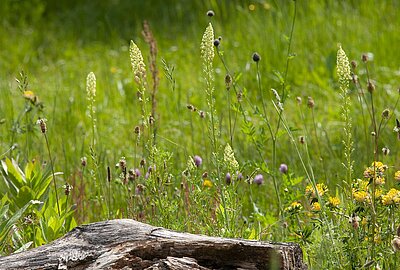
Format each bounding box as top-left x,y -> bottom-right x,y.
0,219 -> 307,270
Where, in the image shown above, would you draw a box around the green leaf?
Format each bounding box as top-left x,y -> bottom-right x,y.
16,186 -> 34,209
0,200 -> 32,245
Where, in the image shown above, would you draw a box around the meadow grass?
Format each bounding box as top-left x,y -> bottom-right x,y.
1,0 -> 400,268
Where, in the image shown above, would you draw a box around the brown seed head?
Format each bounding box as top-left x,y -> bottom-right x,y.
367,81 -> 375,93
307,97 -> 315,108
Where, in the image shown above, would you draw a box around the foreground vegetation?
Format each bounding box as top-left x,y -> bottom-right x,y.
1,1 -> 400,269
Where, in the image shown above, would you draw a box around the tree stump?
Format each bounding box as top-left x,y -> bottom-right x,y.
0,219 -> 307,270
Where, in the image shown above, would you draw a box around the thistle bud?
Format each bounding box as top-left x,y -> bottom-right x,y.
213,39 -> 220,47
252,52 -> 261,62
207,10 -> 215,17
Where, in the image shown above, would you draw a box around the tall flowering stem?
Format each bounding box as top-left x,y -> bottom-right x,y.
86,72 -> 97,148
337,46 -> 353,188
130,40 -> 152,149
201,23 -> 229,229
201,23 -> 218,153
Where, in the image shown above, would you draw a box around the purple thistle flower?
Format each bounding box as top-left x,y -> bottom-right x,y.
193,155 -> 202,167
135,168 -> 141,177
253,174 -> 264,185
237,172 -> 243,181
145,172 -> 150,179
279,164 -> 288,174
225,173 -> 231,185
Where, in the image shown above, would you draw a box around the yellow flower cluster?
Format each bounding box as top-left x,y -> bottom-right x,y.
363,161 -> 387,185
328,196 -> 341,208
285,201 -> 303,213
395,171 -> 400,182
311,202 -> 321,211
382,188 -> 400,206
203,179 -> 213,188
305,183 -> 328,198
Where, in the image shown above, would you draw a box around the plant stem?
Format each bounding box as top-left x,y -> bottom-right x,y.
44,133 -> 61,217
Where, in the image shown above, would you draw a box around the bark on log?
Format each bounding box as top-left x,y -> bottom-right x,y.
0,219 -> 307,270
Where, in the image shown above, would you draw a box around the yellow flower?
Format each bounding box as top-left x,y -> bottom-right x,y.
23,90 -> 35,101
311,202 -> 321,211
202,179 -> 213,188
285,201 -> 303,213
328,196 -> 340,208
353,190 -> 370,203
305,183 -> 328,198
374,176 -> 385,186
395,171 -> 400,182
382,188 -> 400,206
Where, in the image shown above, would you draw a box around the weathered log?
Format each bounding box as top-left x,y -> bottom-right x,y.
0,219 -> 307,270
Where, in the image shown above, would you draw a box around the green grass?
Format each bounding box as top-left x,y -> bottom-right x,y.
2,0 -> 400,268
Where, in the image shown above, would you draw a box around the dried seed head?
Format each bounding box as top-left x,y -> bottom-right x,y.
307,97 -> 315,108
207,10 -> 215,17
362,53 -> 368,63
128,169 -> 135,181
237,91 -> 243,102
351,60 -> 357,69
64,183 -> 73,196
382,108 -> 390,119
199,111 -> 205,118
299,136 -> 305,144
119,157 -> 126,170
107,166 -> 112,182
392,236 -> 400,252
296,96 -> 302,104
134,126 -> 140,135
187,104 -> 195,111
81,157 -> 87,167
351,74 -> 358,84
225,74 -> 232,89
371,131 -> 376,136
140,159 -> 146,167
252,52 -> 261,62
149,115 -> 155,125
135,184 -> 144,195
36,118 -> 47,134
202,171 -> 208,179
367,80 -> 375,93
382,147 -> 390,156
